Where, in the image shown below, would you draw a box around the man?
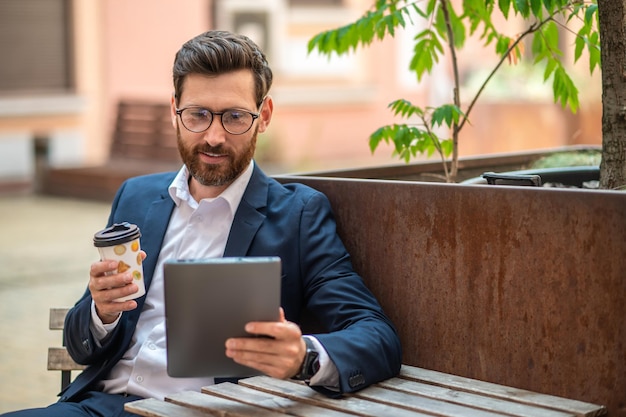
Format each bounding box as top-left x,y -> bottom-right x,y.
3,30 -> 401,416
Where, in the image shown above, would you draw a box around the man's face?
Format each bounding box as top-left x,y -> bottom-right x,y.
172,71 -> 271,192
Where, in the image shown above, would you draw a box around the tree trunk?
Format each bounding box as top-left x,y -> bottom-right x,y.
598,0 -> 626,190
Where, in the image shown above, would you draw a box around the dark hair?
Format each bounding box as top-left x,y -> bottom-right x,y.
172,30 -> 273,107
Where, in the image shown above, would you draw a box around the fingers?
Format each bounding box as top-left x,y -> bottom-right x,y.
225,319 -> 306,379
89,260 -> 138,323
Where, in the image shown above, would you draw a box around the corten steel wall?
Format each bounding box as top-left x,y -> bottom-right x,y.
276,176 -> 625,416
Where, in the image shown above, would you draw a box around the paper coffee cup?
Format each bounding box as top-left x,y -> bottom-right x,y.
93,222 -> 145,302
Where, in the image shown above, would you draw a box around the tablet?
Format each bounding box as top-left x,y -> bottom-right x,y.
163,256 -> 282,378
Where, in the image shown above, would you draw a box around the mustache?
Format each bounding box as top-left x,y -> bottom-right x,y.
195,144 -> 230,156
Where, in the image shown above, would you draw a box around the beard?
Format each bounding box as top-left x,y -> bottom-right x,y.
176,125 -> 257,187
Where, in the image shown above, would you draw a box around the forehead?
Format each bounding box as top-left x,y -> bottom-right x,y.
179,70 -> 256,108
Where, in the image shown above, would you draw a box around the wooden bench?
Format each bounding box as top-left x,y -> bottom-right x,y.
48,307 -> 85,391
124,366 -> 607,417
47,306 -> 607,417
41,100 -> 181,201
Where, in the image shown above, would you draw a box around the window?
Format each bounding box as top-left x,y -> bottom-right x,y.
0,0 -> 73,95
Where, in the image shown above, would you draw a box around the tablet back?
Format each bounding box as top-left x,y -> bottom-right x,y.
163,256 -> 281,378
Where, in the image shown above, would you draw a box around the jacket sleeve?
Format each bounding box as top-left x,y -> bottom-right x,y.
296,191 -> 403,394
64,293 -> 128,365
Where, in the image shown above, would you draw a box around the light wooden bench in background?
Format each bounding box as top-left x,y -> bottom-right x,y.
41,100 -> 182,201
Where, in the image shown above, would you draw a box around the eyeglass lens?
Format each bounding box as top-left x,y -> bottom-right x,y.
180,108 -> 256,134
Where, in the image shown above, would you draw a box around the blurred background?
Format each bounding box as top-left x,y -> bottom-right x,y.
0,0 -> 601,412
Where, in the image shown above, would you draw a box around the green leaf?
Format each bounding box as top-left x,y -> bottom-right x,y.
369,127 -> 385,152
531,26 -> 549,59
515,0 -> 530,17
388,99 -> 424,119
369,121 -> 444,163
308,3 -> 418,57
431,104 -> 462,128
542,0 -> 554,13
440,139 -> 454,157
588,31 -> 601,73
409,31 -> 444,80
574,26 -> 589,62
495,35 -> 512,56
433,5 -> 448,39
411,3 -> 428,18
585,4 -> 598,24
530,0 -> 543,18
426,0 -> 438,15
542,21 -> 560,52
552,66 -> 579,112
498,0 -> 511,18
448,4 -> 467,49
543,58 -> 557,81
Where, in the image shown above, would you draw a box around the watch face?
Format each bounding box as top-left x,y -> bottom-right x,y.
305,349 -> 320,376
292,338 -> 320,380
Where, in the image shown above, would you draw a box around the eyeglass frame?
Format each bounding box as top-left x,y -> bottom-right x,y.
174,106 -> 261,135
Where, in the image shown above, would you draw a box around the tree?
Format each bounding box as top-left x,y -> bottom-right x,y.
308,0 -> 617,186
598,0 -> 626,189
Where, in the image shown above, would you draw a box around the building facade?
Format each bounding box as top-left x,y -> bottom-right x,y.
0,0 -> 602,190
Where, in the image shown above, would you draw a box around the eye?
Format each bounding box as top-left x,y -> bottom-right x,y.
225,110 -> 245,121
188,108 -> 210,119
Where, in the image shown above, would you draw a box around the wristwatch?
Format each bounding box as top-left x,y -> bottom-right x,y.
292,337 -> 320,381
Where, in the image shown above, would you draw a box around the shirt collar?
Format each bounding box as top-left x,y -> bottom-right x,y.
168,161 -> 255,213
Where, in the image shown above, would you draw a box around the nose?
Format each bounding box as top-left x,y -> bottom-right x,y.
201,116 -> 227,147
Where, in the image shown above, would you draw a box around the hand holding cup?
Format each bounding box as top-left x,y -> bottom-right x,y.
92,223 -> 146,323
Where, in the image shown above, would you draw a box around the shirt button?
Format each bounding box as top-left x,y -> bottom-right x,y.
148,343 -> 156,350
136,376 -> 144,383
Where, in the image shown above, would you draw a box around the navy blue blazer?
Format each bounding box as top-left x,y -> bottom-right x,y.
62,164 -> 402,401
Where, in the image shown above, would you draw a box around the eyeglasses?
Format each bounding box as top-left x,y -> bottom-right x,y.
175,107 -> 260,135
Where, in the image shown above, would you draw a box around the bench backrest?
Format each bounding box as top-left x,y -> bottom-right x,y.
274,174 -> 624,416
48,308 -> 85,391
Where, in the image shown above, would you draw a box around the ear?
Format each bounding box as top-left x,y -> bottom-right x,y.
257,95 -> 273,134
170,93 -> 178,129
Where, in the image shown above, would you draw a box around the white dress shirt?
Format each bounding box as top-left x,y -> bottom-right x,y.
89,161 -> 337,400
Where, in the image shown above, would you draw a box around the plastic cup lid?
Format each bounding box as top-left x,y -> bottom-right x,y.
93,222 -> 141,247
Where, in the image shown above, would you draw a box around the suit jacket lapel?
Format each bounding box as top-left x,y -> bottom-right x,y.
140,192 -> 175,291
224,165 -> 268,257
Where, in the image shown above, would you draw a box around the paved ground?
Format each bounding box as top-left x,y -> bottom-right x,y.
0,193 -> 111,413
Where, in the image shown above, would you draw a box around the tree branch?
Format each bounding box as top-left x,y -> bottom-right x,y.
457,12 -> 559,132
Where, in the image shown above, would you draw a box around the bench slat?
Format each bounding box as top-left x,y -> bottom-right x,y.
202,382 -> 355,416
124,398 -> 211,417
47,347 -> 85,371
398,365 -> 605,417
49,307 -> 70,330
359,384 -> 570,417
167,391 -> 287,417
238,377 -> 430,417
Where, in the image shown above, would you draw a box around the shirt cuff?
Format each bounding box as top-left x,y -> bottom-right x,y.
304,335 -> 339,389
90,300 -> 121,345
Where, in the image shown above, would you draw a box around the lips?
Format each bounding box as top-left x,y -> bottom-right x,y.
201,151 -> 224,158
198,149 -> 229,164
